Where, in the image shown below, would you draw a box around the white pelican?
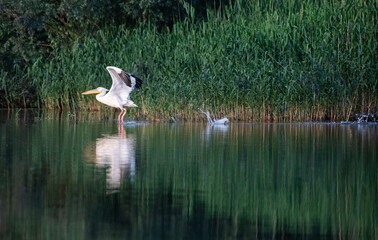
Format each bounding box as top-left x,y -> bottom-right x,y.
82,66 -> 142,123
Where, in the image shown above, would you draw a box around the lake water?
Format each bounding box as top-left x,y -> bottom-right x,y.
0,111 -> 377,239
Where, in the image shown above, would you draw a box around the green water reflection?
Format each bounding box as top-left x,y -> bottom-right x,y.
0,112 -> 377,239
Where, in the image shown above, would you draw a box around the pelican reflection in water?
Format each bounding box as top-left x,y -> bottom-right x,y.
202,123 -> 229,146
87,125 -> 136,192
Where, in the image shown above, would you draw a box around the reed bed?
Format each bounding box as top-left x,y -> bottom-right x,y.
22,0 -> 377,121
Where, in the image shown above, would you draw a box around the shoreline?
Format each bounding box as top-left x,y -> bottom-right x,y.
1,108 -> 377,124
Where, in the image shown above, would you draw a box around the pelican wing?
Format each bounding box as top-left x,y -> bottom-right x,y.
106,69 -> 131,101
130,74 -> 143,90
119,71 -> 142,91
106,67 -> 142,102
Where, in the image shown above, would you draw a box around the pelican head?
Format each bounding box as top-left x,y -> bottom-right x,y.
82,87 -> 109,95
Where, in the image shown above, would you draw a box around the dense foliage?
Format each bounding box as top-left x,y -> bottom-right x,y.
1,0 -> 377,121
0,0 -> 215,106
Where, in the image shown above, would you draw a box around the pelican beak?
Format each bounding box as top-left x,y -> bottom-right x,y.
82,89 -> 101,95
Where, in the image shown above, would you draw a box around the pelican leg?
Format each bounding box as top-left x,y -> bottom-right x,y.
121,109 -> 127,123
117,110 -> 123,123
118,124 -> 125,135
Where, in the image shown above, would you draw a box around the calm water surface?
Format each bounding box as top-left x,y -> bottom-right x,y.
0,111 -> 377,239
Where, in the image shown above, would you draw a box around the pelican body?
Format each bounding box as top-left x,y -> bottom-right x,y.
82,66 -> 142,123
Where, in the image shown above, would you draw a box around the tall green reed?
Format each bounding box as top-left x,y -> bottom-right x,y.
27,0 -> 377,121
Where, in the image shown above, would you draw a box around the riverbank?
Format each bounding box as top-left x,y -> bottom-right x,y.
2,108 -> 378,124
